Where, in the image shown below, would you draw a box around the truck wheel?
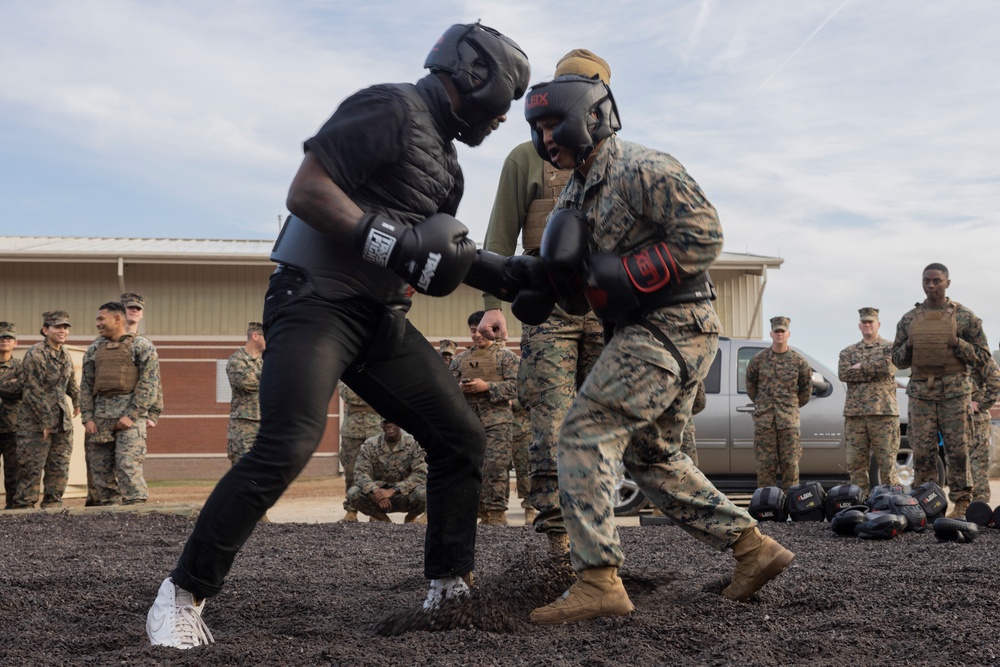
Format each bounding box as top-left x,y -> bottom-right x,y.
895,441 -> 947,491
613,465 -> 648,516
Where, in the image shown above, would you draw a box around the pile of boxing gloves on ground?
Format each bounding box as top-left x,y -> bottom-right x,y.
747,481 -> 981,543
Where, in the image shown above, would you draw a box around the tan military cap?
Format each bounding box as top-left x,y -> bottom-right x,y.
554,49 -> 611,84
438,339 -> 458,355
859,307 -> 879,322
0,322 -> 15,338
120,292 -> 145,309
247,322 -> 264,334
43,310 -> 71,327
770,316 -> 790,332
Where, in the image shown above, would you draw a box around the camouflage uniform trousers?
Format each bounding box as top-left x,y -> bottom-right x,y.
752,416 -> 801,491
519,307 -> 603,533
845,415 -> 900,497
346,485 -> 426,518
0,432 -> 17,509
85,421 -> 149,504
558,324 -> 754,572
510,412 -> 531,509
227,418 -> 260,465
680,420 -> 698,467
13,428 -> 73,508
970,414 -> 992,503
340,435 -> 367,512
908,395 -> 972,503
467,398 -> 512,513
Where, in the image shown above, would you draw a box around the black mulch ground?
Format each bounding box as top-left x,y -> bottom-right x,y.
2,512 -> 998,666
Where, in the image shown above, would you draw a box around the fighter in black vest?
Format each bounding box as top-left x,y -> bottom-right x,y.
147,23 -> 539,649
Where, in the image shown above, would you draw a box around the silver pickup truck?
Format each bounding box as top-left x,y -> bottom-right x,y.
614,337 -> 929,515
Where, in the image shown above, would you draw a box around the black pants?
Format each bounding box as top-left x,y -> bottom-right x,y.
172,268 -> 485,598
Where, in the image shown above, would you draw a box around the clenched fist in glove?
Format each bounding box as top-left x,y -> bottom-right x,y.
355,212 -> 477,297
539,209 -> 592,316
464,250 -> 556,325
584,242 -> 680,323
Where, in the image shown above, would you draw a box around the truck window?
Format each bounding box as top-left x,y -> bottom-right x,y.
737,347 -> 764,394
704,350 -> 722,394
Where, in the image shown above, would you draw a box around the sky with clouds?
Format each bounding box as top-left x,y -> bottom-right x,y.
2,0 -> 998,368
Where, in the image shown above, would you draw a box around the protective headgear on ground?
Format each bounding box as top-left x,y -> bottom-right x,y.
524,74 -> 621,166
856,512 -> 906,540
933,517 -> 979,543
830,508 -> 867,536
425,22 -> 530,127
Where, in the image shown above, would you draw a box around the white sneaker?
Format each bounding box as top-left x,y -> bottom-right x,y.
146,577 -> 215,649
422,576 -> 470,611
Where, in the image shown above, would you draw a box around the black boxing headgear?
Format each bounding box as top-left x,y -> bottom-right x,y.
524,74 -> 622,166
425,22 -> 530,127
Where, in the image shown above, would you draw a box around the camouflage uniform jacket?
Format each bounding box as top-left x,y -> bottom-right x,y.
17,341 -> 79,433
140,334 -> 164,424
80,333 -> 160,425
449,343 -> 519,423
0,357 -> 22,434
970,357 -> 1000,423
226,348 -> 263,421
337,381 -> 382,439
353,431 -> 427,496
745,348 -> 812,429
892,299 -> 991,401
838,336 -> 898,416
555,134 -> 724,372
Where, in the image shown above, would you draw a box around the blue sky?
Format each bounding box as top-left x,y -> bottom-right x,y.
2,0 -> 999,367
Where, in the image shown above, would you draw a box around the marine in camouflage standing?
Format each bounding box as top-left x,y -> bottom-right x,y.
0,322 -> 23,508
891,263 -> 991,518
226,322 -> 266,464
510,398 -> 534,524
518,73 -> 793,623
12,310 -> 80,509
968,356 -> 999,503
451,310 -> 519,525
346,419 -> 427,523
680,380 -> 706,466
837,307 -> 900,497
121,293 -> 163,428
81,302 -> 161,505
746,316 -> 813,491
337,380 -> 383,522
477,50 -> 609,544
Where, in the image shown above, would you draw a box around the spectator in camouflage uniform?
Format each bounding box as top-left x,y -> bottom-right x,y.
523,73 -> 793,624
746,316 -> 813,491
477,50 -> 608,547
346,419 -> 427,523
837,307 -> 900,497
438,339 -> 459,366
891,263 -> 991,518
81,302 -> 161,505
226,323 -> 266,464
510,398 -> 534,524
337,380 -> 383,523
451,310 -> 519,525
969,356 -> 1000,503
121,293 -> 163,428
680,380 -> 706,466
12,310 -> 80,509
0,322 -> 22,508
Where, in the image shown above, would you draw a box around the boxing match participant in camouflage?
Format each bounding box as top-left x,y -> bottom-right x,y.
12,311 -> 80,509
347,419 -> 427,523
226,323 -> 266,464
523,73 -> 793,623
510,398 -> 534,524
680,380 -> 706,466
81,302 -> 161,505
968,356 -> 1000,503
892,263 -> 991,518
451,311 -> 519,525
337,380 -> 383,522
745,316 -> 813,491
837,307 -> 900,497
0,322 -> 22,508
478,50 -> 609,544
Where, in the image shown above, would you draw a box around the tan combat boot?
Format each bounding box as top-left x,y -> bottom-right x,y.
404,511 -> 427,524
947,499 -> 970,519
368,510 -> 392,523
480,510 -> 508,526
340,510 -> 358,523
524,508 -> 537,526
722,526 -> 795,602
530,567 -> 634,624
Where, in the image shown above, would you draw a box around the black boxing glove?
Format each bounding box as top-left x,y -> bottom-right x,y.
584,242 -> 680,323
539,209 -> 591,315
463,251 -> 556,325
355,212 -> 476,297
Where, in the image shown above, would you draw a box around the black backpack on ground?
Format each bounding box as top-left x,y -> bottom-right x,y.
786,481 -> 826,521
748,486 -> 787,522
825,484 -> 864,518
908,481 -> 948,521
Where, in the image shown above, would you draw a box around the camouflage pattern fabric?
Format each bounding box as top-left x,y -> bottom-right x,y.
892,299 -> 990,504
85,421 -> 147,504
226,348 -> 263,464
838,336 -> 900,495
518,307 -> 603,531
751,421 -> 801,491
337,381 -> 383,511
553,135 -> 755,572
680,381 -> 706,466
0,357 -> 22,508
347,430 -> 427,517
227,418 -> 259,464
969,357 -> 1000,502
510,399 -> 532,508
13,429 -> 73,508
0,432 -> 17,508
451,343 -> 519,513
